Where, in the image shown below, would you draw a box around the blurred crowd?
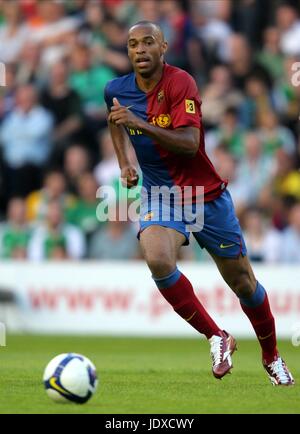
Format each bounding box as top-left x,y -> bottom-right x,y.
0,0 -> 299,263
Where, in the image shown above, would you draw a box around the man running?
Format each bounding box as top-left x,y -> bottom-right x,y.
104,21 -> 294,386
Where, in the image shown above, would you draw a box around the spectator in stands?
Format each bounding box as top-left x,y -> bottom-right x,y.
69,43 -> 116,126
273,56 -> 300,132
159,0 -> 193,70
16,41 -> 44,86
276,4 -> 300,56
135,0 -> 161,23
256,27 -> 284,82
28,0 -> 81,68
26,170 -> 75,222
0,197 -> 31,259
89,203 -> 140,260
0,64 -> 18,122
281,202 -> 300,263
65,0 -> 87,20
0,2 -> 4,25
102,19 -> 132,74
205,107 -> 246,159
223,33 -> 271,91
259,149 -> 300,228
201,64 -> 243,127
258,110 -> 296,156
94,128 -> 120,188
64,144 -> 91,195
239,74 -> 274,129
67,172 -> 101,241
28,198 -> 86,261
212,147 -> 248,216
0,150 -> 6,216
190,0 -> 232,25
231,0 -> 261,48
235,132 -> 273,205
19,0 -> 37,20
101,0 -> 135,23
0,0 -> 29,64
81,2 -> 131,75
0,84 -> 54,198
94,128 -> 141,204
273,149 -> 300,201
242,207 -> 282,263
80,1 -> 106,46
189,0 -> 232,67
41,61 -> 83,164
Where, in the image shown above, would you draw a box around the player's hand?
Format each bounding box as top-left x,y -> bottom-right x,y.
121,165 -> 139,189
108,98 -> 141,130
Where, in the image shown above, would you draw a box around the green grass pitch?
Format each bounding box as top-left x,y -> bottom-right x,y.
0,335 -> 299,414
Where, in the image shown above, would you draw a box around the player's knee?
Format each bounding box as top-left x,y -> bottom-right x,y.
146,254 -> 175,278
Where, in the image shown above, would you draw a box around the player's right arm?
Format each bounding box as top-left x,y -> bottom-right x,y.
108,112 -> 139,189
105,81 -> 139,188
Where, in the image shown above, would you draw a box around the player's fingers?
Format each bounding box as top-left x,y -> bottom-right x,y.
108,114 -> 117,124
109,112 -> 123,123
128,176 -> 139,188
115,114 -> 128,124
115,119 -> 126,126
128,169 -> 138,182
121,177 -> 134,188
126,180 -> 137,189
113,97 -> 121,107
111,105 -> 125,113
110,106 -> 126,113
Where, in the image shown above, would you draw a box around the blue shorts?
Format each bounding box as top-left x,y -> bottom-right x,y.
139,189 -> 247,259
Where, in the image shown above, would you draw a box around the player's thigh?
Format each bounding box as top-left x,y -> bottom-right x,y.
210,252 -> 257,297
139,225 -> 186,276
193,190 -> 247,258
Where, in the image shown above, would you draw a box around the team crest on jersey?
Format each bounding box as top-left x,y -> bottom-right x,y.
156,114 -> 172,128
185,99 -> 196,114
157,89 -> 165,103
144,211 -> 154,221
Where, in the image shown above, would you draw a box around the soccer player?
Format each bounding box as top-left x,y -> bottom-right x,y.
104,21 -> 294,386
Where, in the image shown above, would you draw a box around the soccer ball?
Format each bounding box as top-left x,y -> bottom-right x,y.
43,353 -> 98,404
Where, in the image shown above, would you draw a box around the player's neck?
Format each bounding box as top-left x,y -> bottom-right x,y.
136,63 -> 164,93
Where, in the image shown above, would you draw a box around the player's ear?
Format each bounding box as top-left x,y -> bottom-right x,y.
161,41 -> 168,56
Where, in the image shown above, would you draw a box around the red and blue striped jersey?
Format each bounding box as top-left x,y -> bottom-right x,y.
104,63 -> 227,202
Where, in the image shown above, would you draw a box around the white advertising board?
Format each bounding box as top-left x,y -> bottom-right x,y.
0,262 -> 299,337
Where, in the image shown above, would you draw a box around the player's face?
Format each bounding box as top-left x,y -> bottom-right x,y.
127,25 -> 167,78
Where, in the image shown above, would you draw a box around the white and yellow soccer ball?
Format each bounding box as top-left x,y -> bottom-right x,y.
43,353 -> 98,404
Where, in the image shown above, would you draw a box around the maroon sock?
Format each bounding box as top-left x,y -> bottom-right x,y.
154,269 -> 221,339
240,293 -> 278,364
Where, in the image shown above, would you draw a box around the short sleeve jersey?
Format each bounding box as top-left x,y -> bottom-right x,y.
104,64 -> 227,202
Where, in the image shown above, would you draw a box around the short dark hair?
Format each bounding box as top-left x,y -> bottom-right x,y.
130,21 -> 165,40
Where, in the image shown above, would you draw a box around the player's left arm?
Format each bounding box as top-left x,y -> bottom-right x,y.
108,73 -> 201,157
109,110 -> 199,157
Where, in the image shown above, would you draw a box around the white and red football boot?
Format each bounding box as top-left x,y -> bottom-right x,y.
209,330 -> 237,379
263,356 -> 295,386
